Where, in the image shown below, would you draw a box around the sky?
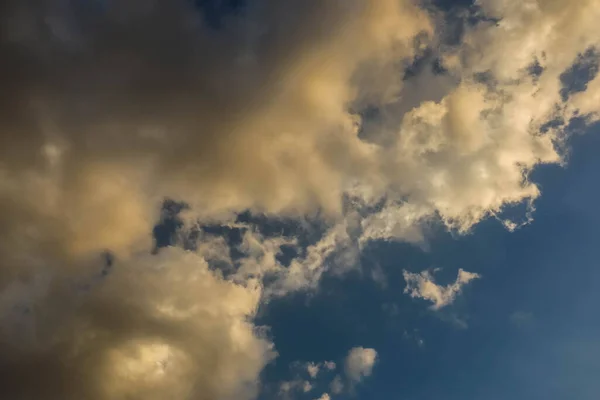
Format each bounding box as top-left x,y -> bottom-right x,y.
0,0 -> 600,399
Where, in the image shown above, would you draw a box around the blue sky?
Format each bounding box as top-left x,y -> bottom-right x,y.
1,1 -> 600,400
252,123 -> 600,400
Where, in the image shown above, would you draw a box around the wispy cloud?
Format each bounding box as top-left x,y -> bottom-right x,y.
403,269 -> 480,310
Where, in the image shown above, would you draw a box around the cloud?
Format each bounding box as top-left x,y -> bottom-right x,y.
306,360 -> 336,379
279,349 -> 372,398
314,394 -> 331,400
303,382 -> 314,393
571,64 -> 600,118
0,0 -> 431,242
0,1 -> 429,392
5,0 -> 597,292
277,359 -> 336,399
330,375 -> 344,395
1,0 -> 600,398
403,268 -> 480,310
0,247 -> 274,400
279,379 -> 313,397
324,361 -> 337,371
358,0 -> 600,238
1,0 -> 598,292
0,0 -> 431,303
344,347 -> 378,383
307,363 -> 320,379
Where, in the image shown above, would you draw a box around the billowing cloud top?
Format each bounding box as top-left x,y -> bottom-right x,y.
0,0 -> 599,399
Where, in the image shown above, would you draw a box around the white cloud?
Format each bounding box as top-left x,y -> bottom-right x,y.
1,0 -> 598,302
571,70 -> 600,118
1,0 -> 600,397
315,394 -> 331,400
262,222 -> 354,298
344,347 -> 378,383
403,268 -> 480,310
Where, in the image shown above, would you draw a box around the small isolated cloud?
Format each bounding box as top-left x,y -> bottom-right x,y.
403,268 -> 480,310
307,361 -> 336,379
330,375 -> 344,394
279,359 -> 337,398
307,363 -> 320,379
279,379 -> 313,397
303,382 -> 313,393
314,394 -> 331,400
344,347 -> 378,383
324,361 -> 336,371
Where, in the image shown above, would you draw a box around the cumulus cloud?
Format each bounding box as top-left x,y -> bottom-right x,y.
358,0 -> 600,237
344,347 -> 378,383
0,2 -> 429,395
5,0 -> 597,291
0,0 -> 431,254
1,0 -> 600,398
314,394 -> 331,400
0,247 -> 274,400
0,0 -> 431,305
403,268 -> 480,310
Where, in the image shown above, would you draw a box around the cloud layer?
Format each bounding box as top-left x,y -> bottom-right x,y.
1,0 -> 599,398
0,248 -> 273,400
